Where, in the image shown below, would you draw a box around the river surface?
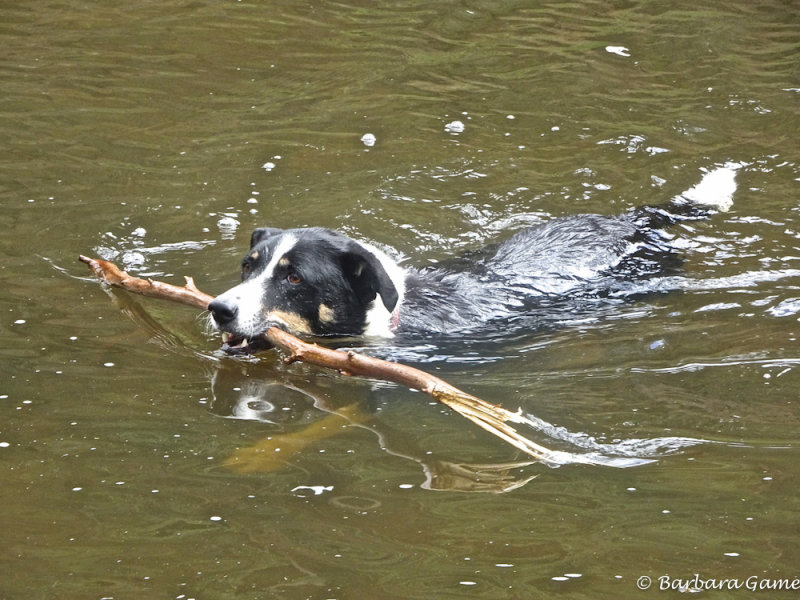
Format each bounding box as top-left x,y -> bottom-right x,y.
2,1 -> 799,598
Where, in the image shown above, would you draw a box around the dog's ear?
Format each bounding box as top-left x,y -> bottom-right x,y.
341,246 -> 399,312
250,227 -> 283,249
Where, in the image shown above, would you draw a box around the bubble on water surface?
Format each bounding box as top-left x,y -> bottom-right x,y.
360,133 -> 376,147
444,120 -> 465,134
121,251 -> 146,269
649,339 -> 666,350
217,216 -> 239,236
291,485 -> 334,497
605,45 -> 630,57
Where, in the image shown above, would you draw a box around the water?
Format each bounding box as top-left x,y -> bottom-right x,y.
2,1 -> 799,598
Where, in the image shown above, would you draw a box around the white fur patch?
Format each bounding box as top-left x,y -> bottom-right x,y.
680,162 -> 743,212
213,233 -> 298,335
355,240 -> 406,338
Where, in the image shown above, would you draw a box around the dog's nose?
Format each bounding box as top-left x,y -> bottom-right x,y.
208,298 -> 238,326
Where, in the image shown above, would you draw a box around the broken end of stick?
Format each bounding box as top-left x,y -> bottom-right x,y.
79,254 -> 214,310
78,254 -> 99,272
184,276 -> 200,292
79,254 -> 112,281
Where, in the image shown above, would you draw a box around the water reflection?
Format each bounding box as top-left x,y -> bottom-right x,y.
207,360 -> 540,493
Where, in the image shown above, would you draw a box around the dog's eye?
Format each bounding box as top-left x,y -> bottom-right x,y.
287,273 -> 302,285
242,263 -> 252,276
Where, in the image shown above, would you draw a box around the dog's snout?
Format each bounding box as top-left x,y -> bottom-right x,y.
208,298 -> 238,326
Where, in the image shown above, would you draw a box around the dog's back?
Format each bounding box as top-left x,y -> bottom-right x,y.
209,164 -> 739,345
397,165 -> 739,334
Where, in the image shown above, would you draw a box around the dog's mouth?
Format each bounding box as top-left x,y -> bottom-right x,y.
219,331 -> 273,355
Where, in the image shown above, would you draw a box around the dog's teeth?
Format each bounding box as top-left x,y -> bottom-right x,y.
233,338 -> 249,348
222,332 -> 233,343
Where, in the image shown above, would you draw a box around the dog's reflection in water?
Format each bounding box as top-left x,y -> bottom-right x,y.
208,364 -> 536,493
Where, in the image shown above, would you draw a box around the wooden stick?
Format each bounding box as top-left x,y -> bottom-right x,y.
79,255 -> 214,310
78,255 -> 649,467
264,326 -> 565,462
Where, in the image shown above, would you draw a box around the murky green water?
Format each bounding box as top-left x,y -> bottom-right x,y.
2,1 -> 799,598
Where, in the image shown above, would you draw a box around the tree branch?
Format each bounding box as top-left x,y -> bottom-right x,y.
78,254 -> 650,468
79,255 -> 214,310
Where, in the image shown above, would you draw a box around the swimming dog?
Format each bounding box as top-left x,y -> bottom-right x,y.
209,166 -> 737,353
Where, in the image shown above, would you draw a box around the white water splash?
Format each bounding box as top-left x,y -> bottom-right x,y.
511,411 -> 707,468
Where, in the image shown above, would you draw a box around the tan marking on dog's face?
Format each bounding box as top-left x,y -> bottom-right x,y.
278,257 -> 291,267
318,303 -> 336,324
250,251 -> 259,260
265,310 -> 312,335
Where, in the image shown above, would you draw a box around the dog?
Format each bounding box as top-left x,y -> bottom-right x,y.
209,166 -> 738,354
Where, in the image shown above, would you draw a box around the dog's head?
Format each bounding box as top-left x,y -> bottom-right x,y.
208,227 -> 403,353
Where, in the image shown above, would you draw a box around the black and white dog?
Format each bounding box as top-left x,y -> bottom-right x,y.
209,166 -> 737,354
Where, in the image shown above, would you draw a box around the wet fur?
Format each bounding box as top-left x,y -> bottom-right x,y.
208,197 -> 722,349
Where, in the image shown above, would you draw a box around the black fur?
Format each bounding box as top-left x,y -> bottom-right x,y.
208,228 -> 400,351
209,198 -> 719,351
